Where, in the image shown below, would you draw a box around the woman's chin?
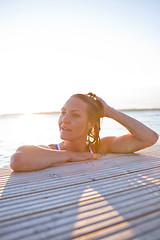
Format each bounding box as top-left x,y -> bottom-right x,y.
60,133 -> 72,141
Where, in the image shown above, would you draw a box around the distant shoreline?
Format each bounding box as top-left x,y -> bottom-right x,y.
119,108 -> 160,112
1,108 -> 160,117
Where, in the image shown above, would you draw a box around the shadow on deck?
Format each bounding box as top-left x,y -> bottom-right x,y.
0,146 -> 160,240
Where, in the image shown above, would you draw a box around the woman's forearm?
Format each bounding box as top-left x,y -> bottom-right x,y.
10,145 -> 99,172
10,145 -> 70,172
104,107 -> 158,144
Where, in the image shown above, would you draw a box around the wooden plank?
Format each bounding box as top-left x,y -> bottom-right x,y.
0,180 -> 159,236
1,166 -> 159,203
0,148 -> 160,240
0,171 -> 159,220
2,208 -> 158,240
1,153 -> 159,183
72,212 -> 160,240
137,145 -> 160,158
1,189 -> 160,240
1,158 -> 160,199
0,183 -> 159,230
1,159 -> 160,187
1,170 -> 159,213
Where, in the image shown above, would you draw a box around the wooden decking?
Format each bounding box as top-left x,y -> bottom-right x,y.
0,145 -> 160,240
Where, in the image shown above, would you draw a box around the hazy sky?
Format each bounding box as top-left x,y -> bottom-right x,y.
0,0 -> 160,114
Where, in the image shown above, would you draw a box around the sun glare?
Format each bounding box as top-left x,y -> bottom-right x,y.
0,1 -> 160,115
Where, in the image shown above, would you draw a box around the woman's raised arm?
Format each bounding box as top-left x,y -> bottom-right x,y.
98,97 -> 159,154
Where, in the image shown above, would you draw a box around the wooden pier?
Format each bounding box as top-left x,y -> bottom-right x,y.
0,145 -> 160,240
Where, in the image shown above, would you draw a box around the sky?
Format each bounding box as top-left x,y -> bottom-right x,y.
0,0 -> 160,114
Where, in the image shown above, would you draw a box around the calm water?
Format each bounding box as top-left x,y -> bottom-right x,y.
0,110 -> 160,168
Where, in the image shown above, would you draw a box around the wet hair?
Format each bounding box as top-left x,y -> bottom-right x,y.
70,93 -> 103,152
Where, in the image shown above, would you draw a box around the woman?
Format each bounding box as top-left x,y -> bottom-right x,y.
10,93 -> 159,172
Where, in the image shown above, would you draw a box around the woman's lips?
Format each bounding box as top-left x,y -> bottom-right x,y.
61,127 -> 72,132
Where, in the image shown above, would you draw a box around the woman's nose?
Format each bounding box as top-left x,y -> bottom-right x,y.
62,113 -> 70,123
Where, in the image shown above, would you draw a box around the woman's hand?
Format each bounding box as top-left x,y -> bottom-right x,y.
68,151 -> 101,162
96,95 -> 116,118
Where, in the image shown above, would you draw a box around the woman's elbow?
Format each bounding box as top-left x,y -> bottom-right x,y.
10,152 -> 26,172
148,131 -> 159,147
10,145 -> 31,171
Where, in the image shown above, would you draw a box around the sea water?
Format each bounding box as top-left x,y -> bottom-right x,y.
0,110 -> 160,168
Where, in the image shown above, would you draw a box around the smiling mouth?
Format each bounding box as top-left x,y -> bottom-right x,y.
61,128 -> 72,132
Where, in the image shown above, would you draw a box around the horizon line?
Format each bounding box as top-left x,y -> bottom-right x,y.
1,108 -> 160,117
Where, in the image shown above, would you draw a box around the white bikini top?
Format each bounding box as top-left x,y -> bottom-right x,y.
55,144 -> 94,154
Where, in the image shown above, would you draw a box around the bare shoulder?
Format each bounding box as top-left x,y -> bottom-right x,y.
99,136 -> 116,154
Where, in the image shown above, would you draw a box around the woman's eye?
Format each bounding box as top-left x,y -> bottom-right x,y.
73,113 -> 80,118
61,111 -> 66,116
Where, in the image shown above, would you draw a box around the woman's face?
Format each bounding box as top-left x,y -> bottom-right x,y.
58,97 -> 92,142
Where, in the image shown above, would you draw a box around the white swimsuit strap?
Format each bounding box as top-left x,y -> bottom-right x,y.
56,144 -> 61,150
89,145 -> 94,154
56,144 -> 93,153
